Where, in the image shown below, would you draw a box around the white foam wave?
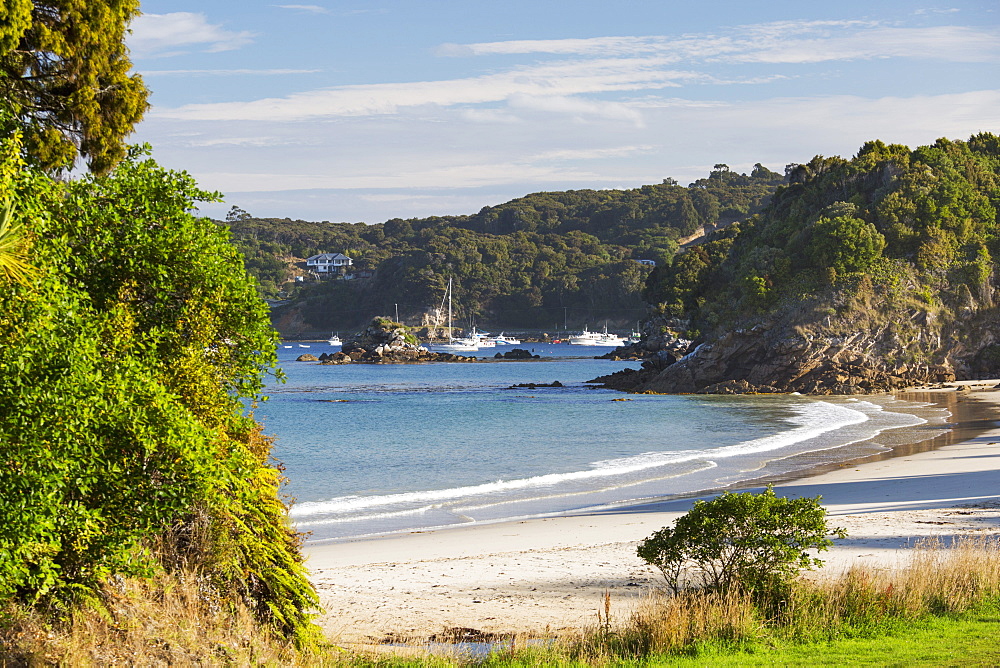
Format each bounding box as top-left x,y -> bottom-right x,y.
290,399 -> 868,520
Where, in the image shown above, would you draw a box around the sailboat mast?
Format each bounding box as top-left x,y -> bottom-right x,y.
448,277 -> 453,343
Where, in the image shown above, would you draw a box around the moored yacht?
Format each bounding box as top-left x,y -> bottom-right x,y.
568,323 -> 626,346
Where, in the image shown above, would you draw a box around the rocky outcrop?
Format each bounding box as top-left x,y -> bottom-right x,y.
590,307 -> 1000,395
295,353 -> 319,362
494,348 -> 539,360
315,317 -> 479,364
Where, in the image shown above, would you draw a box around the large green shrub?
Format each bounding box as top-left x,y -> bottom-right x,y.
0,140 -> 319,644
637,486 -> 846,600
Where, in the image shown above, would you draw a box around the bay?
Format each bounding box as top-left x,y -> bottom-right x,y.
256,342 -> 948,543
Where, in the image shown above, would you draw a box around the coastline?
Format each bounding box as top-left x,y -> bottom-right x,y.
305,383 -> 1000,645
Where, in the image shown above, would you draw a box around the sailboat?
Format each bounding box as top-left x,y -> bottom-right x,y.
429,278 -> 479,352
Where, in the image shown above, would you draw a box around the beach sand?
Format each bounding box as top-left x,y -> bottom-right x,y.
304,382 -> 1000,645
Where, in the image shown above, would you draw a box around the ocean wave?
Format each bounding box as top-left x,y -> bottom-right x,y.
290,399 -> 872,521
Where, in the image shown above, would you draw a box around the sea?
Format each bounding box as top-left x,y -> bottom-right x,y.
256,341 -> 953,544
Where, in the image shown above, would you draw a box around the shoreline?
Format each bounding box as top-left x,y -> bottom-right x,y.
305,384 -> 1000,645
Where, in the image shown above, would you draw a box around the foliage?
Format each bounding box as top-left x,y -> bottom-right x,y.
637,486 -> 845,599
0,140 -> 319,645
0,0 -> 149,173
226,166 -> 783,330
643,134 -> 1000,338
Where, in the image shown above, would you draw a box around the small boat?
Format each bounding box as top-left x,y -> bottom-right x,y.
469,327 -> 495,348
298,344 -> 310,348
491,332 -> 521,345
568,323 -> 626,346
283,345 -> 293,348
328,333 -> 342,346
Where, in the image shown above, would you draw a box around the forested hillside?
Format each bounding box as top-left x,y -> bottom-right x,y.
615,134 -> 1000,394
226,164 -> 784,334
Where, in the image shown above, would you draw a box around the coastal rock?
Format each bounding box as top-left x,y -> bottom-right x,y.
319,317 -> 481,364
591,309 -> 1000,395
295,353 -> 319,362
494,348 -> 538,360
508,381 -> 564,389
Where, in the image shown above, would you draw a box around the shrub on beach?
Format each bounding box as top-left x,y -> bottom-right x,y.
636,485 -> 846,601
557,536 -> 1000,666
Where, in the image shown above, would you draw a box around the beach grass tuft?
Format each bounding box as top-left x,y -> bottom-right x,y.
0,568 -> 326,666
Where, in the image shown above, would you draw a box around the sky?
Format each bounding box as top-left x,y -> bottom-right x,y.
128,0 -> 999,224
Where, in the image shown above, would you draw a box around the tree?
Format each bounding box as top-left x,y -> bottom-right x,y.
807,215 -> 886,275
0,0 -> 149,173
637,486 -> 846,600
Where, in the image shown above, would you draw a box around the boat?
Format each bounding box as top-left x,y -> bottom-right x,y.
491,332 -> 521,345
297,344 -> 310,348
568,323 -> 626,346
429,278 -> 479,352
469,327 -> 495,348
327,333 -> 342,346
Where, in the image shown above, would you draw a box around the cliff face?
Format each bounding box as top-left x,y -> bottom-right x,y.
596,294 -> 1000,395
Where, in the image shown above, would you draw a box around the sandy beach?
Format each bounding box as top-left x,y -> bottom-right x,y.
305,382 -> 1000,645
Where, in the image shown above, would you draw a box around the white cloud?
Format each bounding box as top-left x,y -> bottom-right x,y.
145,88 -> 1000,201
443,22 -> 1000,65
275,4 -> 330,14
729,26 -> 1000,64
154,58 -> 704,122
507,94 -> 645,125
193,162 -> 605,192
529,145 -> 655,161
129,13 -> 255,58
185,136 -> 287,148
140,68 -> 320,77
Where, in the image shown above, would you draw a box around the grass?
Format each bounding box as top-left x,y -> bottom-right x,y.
4,538 -> 999,666
0,568 -> 323,666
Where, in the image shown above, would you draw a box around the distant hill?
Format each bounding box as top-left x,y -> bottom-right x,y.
609,133 -> 1000,394
223,164 -> 784,335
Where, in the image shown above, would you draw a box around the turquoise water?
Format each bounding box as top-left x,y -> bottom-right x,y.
257,343 -> 944,542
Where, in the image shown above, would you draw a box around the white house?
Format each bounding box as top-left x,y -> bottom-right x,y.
636,259 -> 657,267
306,252 -> 353,276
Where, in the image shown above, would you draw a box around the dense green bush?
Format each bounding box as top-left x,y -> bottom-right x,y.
637,486 -> 845,600
644,134 -> 1000,330
0,139 -> 319,644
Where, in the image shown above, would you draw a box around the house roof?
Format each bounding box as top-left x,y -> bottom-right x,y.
306,252 -> 352,262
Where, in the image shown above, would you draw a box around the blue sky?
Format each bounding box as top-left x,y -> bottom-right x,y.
128,1 -> 999,223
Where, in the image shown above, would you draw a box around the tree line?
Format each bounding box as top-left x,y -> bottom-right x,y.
226,165 -> 785,332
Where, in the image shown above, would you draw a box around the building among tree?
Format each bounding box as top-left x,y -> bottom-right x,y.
306,252 -> 353,277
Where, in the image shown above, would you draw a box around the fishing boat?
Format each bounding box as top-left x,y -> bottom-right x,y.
327,333 -> 342,346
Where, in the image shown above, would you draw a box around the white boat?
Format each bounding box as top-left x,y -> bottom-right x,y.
297,344 -> 310,348
327,333 -> 342,346
490,332 -> 521,345
469,327 -> 495,348
568,323 -> 626,346
429,278 -> 479,352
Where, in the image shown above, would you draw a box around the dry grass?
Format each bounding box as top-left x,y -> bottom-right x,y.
0,569 -> 327,667
546,536 -> 1000,664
